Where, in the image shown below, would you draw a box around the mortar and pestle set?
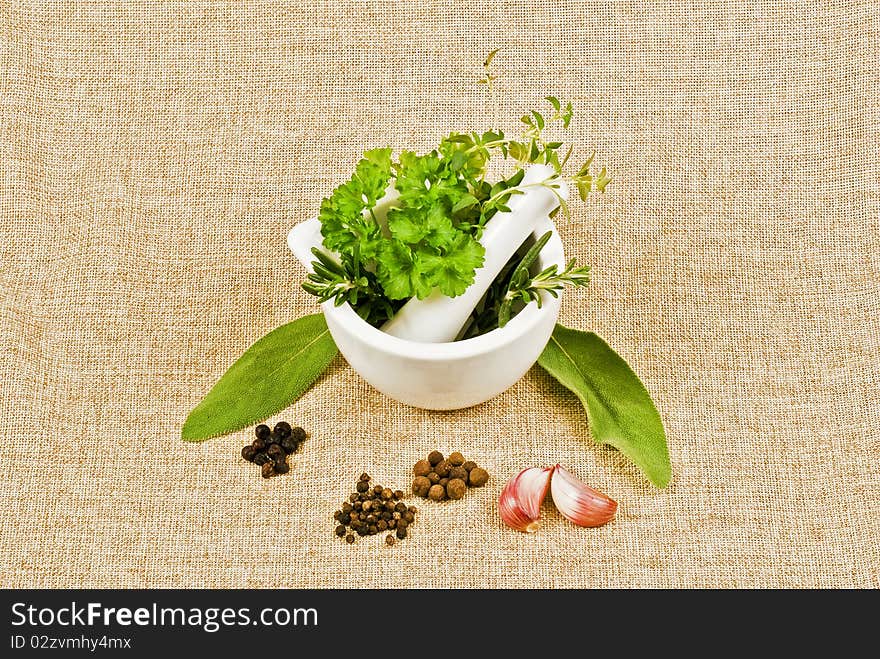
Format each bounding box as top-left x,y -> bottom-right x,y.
289,164 -> 567,410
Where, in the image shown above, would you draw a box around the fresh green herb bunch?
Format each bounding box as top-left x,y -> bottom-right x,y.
304,81 -> 609,331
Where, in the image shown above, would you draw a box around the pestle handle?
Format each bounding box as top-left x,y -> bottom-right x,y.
381,164 -> 565,343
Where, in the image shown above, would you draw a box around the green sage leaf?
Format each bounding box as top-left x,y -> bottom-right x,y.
182,313 -> 338,441
538,324 -> 671,487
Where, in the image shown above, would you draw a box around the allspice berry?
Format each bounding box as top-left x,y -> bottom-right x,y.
427,472 -> 441,484
448,451 -> 465,466
469,467 -> 489,487
446,478 -> 467,500
428,484 -> 446,501
412,476 -> 431,497
462,461 -> 477,472
434,460 -> 451,477
449,466 -> 468,481
427,450 -> 444,466
413,460 -> 432,477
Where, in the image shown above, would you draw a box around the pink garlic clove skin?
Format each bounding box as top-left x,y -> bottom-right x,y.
550,464 -> 617,528
498,467 -> 554,533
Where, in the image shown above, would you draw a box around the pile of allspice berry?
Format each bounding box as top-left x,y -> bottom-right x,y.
240,421 -> 306,478
334,473 -> 418,546
412,451 -> 489,501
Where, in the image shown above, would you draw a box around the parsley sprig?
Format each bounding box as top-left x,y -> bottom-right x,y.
304,54 -> 609,334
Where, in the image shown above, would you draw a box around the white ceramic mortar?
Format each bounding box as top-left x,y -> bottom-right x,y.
288,208 -> 564,410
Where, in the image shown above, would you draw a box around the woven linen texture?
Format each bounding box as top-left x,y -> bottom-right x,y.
1,0 -> 878,588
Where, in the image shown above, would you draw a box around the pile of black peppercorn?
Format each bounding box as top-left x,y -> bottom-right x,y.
334,473 -> 417,546
240,422 -> 306,478
412,451 -> 489,501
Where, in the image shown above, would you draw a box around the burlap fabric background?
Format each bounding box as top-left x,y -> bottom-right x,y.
1,1 -> 878,589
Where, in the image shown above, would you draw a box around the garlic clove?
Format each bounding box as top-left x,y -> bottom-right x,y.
550,464 -> 617,528
498,467 -> 554,533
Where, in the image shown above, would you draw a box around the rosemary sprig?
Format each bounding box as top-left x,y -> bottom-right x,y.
497,231 -> 591,327
301,247 -> 400,326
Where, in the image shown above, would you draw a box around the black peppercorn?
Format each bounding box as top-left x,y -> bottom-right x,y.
373,485 -> 383,495
366,514 -> 377,524
274,460 -> 290,475
349,494 -> 359,503
398,518 -> 408,528
368,525 -> 378,535
252,438 -> 267,451
253,452 -> 270,466
353,501 -> 362,510
386,534 -> 395,546
267,443 -> 284,458
408,506 -> 418,514
335,525 -> 346,537
377,520 -> 388,531
273,421 -> 292,439
396,527 -> 407,540
395,502 -> 407,513
346,534 -> 355,544
394,490 -> 404,500
388,519 -> 397,529
241,446 -> 256,462
356,480 -> 369,493
340,514 -> 351,525
404,511 -> 415,523
255,424 -> 271,440
291,427 -> 307,443
261,462 -> 274,478
341,502 -> 353,513
280,437 -> 297,453
381,511 -> 392,521
357,527 -> 368,536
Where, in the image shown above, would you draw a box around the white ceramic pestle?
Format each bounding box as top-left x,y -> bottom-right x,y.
381,164 -> 565,342
287,163 -> 565,343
